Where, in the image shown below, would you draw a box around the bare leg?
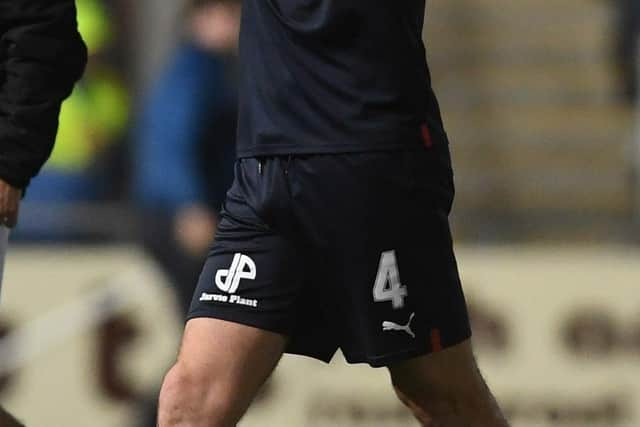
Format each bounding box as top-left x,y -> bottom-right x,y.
388,340 -> 509,427
158,318 -> 286,427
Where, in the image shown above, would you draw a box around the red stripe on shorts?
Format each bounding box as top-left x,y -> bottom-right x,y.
420,123 -> 433,148
430,328 -> 442,352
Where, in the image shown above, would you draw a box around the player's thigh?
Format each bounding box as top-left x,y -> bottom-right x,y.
388,339 -> 486,402
175,317 -> 286,409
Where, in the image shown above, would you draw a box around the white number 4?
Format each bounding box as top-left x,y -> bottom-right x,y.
373,250 -> 407,309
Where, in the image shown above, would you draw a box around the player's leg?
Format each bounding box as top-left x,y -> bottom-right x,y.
158,318 -> 285,427
295,147 -> 507,424
388,339 -> 509,426
159,157 -> 306,426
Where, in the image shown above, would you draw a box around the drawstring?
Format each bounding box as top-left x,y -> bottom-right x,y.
284,155 -> 292,175
257,156 -> 292,176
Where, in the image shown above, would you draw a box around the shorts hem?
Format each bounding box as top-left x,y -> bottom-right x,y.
187,310 -> 339,364
285,348 -> 336,364
186,309 -> 291,336
346,329 -> 473,368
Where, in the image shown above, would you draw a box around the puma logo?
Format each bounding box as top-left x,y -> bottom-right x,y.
382,312 -> 415,339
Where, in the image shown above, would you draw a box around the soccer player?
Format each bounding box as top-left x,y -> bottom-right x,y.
158,1 -> 509,426
0,1 -> 87,425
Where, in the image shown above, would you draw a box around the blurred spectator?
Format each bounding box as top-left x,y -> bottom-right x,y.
132,1 -> 240,424
15,0 -> 129,240
616,0 -> 640,104
133,0 -> 240,317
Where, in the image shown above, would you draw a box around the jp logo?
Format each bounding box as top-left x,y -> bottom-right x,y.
215,253 -> 256,294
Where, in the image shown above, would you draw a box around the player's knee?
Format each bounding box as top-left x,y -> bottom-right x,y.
392,376 -> 459,425
390,341 -> 493,424
159,362 -> 236,427
390,355 -> 479,424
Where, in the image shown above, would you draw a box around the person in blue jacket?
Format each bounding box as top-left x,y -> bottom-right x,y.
132,2 -> 240,425
133,0 -> 240,319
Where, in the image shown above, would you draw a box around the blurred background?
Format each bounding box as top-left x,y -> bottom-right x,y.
1,0 -> 639,425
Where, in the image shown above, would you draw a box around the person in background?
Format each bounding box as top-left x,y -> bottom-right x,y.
616,0 -> 640,104
132,1 -> 240,425
133,0 -> 240,317
0,1 -> 87,425
14,0 -> 129,241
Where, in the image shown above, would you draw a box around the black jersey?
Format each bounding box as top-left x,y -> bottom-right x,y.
236,0 -> 447,157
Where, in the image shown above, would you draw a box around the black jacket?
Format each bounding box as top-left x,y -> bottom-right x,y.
0,0 -> 87,189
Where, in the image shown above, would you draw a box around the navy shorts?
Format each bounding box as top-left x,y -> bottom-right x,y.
188,144 -> 471,367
